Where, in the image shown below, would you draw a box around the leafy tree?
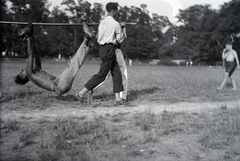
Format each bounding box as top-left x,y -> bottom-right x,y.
40,6 -> 73,57
218,0 -> 240,54
170,1 -> 240,64
118,4 -> 160,60
218,0 -> 240,36
172,5 -> 224,64
3,0 -> 239,62
2,0 -> 51,57
152,14 -> 174,59
61,0 -> 93,56
9,0 -> 50,22
0,0 -> 9,54
90,3 -> 104,23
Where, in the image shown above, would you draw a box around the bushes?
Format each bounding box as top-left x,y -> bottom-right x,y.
157,59 -> 178,66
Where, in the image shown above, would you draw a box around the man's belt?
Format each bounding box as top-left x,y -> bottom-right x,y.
101,43 -> 116,46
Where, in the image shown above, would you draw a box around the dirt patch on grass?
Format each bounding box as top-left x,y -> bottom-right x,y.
1,100 -> 240,161
1,100 -> 239,120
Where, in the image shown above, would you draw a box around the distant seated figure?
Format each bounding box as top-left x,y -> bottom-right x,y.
15,22 -> 94,96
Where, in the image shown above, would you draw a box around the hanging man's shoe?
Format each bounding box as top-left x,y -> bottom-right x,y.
82,22 -> 94,39
18,22 -> 34,38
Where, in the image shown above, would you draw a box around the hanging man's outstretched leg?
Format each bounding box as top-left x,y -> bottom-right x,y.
54,22 -> 94,95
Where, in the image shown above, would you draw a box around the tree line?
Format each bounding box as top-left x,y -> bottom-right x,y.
0,0 -> 239,64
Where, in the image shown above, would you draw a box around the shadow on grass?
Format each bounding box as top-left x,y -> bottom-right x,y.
0,91 -> 45,103
127,87 -> 161,101
1,87 -> 161,103
55,87 -> 161,102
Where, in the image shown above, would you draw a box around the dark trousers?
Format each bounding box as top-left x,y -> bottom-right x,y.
85,44 -> 123,93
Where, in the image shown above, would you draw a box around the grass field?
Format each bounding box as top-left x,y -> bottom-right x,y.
1,60 -> 240,161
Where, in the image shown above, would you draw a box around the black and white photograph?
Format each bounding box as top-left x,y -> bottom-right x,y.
0,0 -> 239,160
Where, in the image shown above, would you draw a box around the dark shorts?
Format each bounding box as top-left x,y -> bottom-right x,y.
225,61 -> 236,77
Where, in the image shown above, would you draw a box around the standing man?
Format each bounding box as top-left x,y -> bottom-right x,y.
87,26 -> 128,105
217,41 -> 240,90
88,48 -> 128,105
76,2 -> 125,104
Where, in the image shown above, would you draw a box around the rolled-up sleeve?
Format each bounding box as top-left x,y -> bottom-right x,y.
115,23 -> 124,43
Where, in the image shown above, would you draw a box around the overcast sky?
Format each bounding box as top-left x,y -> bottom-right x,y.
49,0 -> 231,23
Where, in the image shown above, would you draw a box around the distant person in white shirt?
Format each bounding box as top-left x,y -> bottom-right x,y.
76,2 -> 125,105
2,51 -> 6,57
217,41 -> 240,91
129,59 -> 132,66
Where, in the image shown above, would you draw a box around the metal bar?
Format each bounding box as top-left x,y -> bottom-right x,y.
0,21 -> 136,26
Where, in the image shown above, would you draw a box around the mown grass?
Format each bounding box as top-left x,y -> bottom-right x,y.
1,61 -> 240,160
199,107 -> 240,149
1,60 -> 240,104
1,106 -> 240,161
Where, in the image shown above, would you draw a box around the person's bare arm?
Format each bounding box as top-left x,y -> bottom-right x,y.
33,37 -> 42,71
222,49 -> 228,59
121,22 -> 127,39
26,36 -> 55,91
116,23 -> 125,44
96,32 -> 99,39
233,50 -> 240,68
222,49 -> 226,67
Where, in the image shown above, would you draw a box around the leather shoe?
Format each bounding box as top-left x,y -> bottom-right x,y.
75,92 -> 84,103
87,91 -> 94,105
18,22 -> 34,38
18,27 -> 30,38
114,100 -> 123,106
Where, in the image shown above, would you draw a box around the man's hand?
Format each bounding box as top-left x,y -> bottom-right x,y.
223,48 -> 229,53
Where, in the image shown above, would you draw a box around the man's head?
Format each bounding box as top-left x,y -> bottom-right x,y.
106,2 -> 119,16
225,41 -> 233,51
14,69 -> 29,85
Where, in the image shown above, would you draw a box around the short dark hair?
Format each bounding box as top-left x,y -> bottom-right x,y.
14,75 -> 29,85
106,2 -> 118,12
225,41 -> 233,45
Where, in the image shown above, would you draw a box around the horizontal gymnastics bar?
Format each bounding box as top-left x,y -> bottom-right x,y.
0,21 -> 137,26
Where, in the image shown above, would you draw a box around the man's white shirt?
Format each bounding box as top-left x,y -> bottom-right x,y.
97,16 -> 124,45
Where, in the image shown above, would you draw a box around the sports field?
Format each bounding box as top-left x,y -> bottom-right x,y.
1,60 -> 240,161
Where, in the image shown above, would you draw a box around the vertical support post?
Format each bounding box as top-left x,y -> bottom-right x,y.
74,29 -> 77,51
